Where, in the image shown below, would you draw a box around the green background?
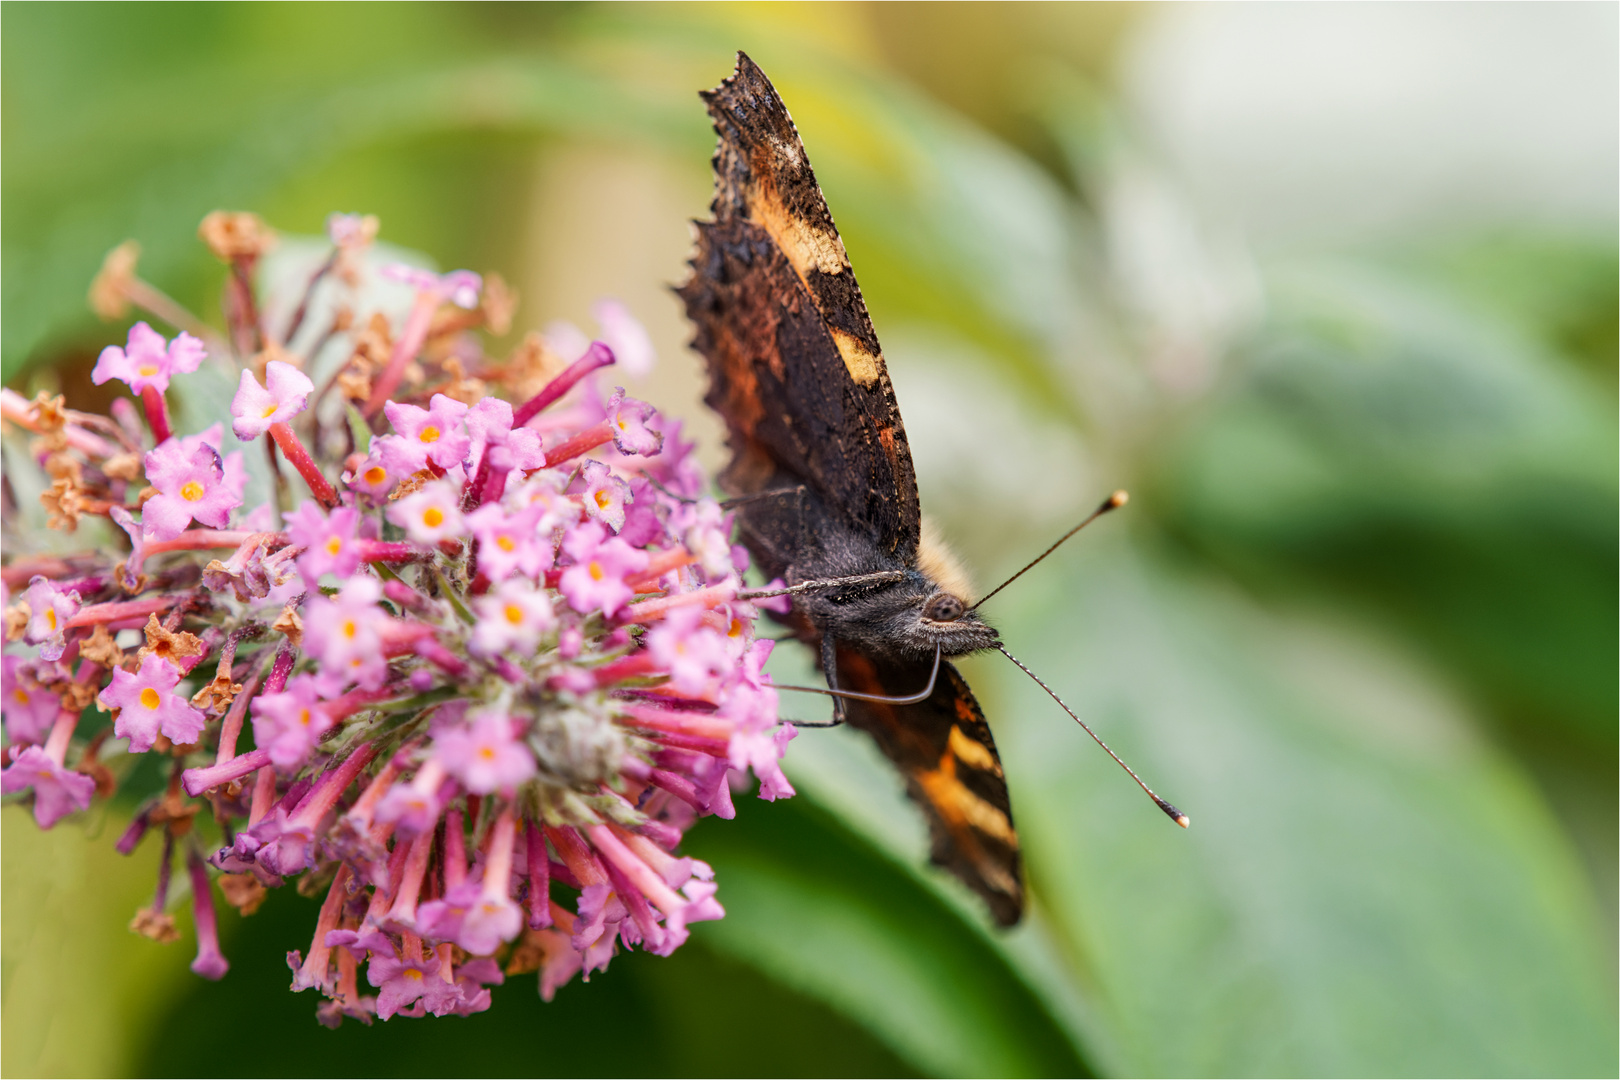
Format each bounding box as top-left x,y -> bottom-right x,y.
3,4 -> 1614,1076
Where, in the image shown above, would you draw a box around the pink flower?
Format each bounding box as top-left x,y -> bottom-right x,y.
677,499 -> 736,578
458,890 -> 523,958
303,576 -> 389,693
346,439 -> 418,500
470,581 -> 556,656
92,322 -> 206,396
1,746 -> 96,828
592,299 -> 656,378
110,506 -> 147,591
374,758 -> 448,834
251,674 -> 335,771
558,522 -> 648,618
98,653 -> 206,753
387,482 -> 464,545
466,504 -> 548,583
142,436 -> 245,540
433,710 -> 536,795
286,501 -> 362,582
605,387 -> 663,456
579,460 -> 632,533
380,265 -> 483,309
20,576 -> 79,661
383,395 -> 471,473
647,607 -> 734,696
465,397 -> 544,479
367,950 -> 442,1020
2,656 -> 60,744
230,360 -> 314,441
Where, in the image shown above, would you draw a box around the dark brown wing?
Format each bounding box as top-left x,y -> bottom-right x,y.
677,51 -> 921,564
836,646 -> 1024,926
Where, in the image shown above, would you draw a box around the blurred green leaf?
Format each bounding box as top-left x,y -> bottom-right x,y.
1151,258 -> 1618,748
683,796 -> 1091,1078
986,541 -> 1615,1076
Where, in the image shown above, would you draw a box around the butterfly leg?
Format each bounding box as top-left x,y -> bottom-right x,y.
786,634 -> 848,728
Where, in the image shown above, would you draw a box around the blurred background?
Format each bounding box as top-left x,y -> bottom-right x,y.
3,3 -> 1614,1076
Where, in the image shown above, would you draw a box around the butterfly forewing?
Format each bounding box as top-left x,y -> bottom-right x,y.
682,52 -> 1025,926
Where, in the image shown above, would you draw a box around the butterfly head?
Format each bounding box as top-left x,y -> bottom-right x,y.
809,569 -> 999,660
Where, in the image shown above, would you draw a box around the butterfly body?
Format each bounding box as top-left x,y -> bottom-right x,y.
680,53 -> 1024,926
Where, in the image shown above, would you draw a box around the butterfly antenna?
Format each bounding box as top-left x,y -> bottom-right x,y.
996,644 -> 1189,828
973,490 -> 1128,610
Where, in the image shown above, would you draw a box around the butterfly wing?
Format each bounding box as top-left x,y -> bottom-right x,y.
678,52 -> 921,572
835,646 -> 1025,926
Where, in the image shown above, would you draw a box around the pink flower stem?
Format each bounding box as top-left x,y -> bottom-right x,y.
138,386 -> 172,445
588,652 -> 662,686
40,659 -> 102,762
627,548 -> 696,589
543,422 -> 613,469
268,422 -> 338,508
525,819 -> 552,929
414,636 -> 467,678
364,290 -> 439,417
346,745 -> 414,831
442,807 -> 467,891
618,704 -> 733,742
586,824 -> 685,916
357,540 -> 420,564
142,531 -> 260,556
265,641 -> 297,695
65,596 -> 177,629
482,808 -> 517,900
249,765 -> 277,824
183,748 -> 272,797
292,862 -> 350,993
289,743 -> 378,831
513,341 -> 615,426
544,825 -> 609,888
383,830 -> 434,929
620,583 -> 736,625
213,670 -> 263,765
187,847 -> 230,980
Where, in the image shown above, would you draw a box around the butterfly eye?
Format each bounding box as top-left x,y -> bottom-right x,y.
924,594 -> 965,622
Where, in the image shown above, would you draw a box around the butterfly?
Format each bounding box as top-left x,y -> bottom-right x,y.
678,53 -> 1026,925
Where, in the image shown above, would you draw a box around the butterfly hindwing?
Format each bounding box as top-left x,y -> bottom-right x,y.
678,52 -> 921,565
835,647 -> 1024,927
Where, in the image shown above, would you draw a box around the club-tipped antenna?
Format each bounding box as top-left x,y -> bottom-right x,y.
996,644 -> 1188,828
973,490 -> 1129,610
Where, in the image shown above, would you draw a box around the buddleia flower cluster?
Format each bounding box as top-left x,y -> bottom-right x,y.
0,211 -> 797,1024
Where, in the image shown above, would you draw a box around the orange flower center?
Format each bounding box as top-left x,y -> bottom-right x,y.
588,561 -> 605,581
419,426 -> 440,444
594,490 -> 613,510
496,536 -> 516,552
504,604 -> 525,625
180,481 -> 205,502
423,507 -> 445,528
261,403 -> 279,418
325,536 -> 343,556
138,364 -> 160,377
139,687 -> 161,709
364,466 -> 387,486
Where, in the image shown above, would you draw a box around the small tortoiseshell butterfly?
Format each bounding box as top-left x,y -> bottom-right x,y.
680,53 -> 1185,927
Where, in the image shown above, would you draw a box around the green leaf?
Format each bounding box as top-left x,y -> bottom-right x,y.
986,543 -> 1616,1076
682,795 -> 1092,1078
